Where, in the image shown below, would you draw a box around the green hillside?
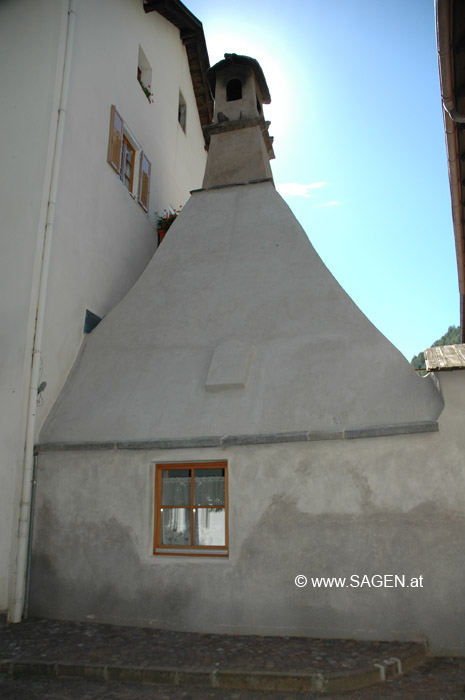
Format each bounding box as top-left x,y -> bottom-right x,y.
411,325 -> 461,371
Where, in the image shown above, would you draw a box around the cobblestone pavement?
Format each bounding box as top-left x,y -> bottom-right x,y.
0,619 -> 422,674
0,620 -> 464,699
0,658 -> 465,700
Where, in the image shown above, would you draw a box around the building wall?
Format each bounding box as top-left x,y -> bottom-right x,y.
0,0 -> 66,614
0,0 -> 207,615
36,0 -> 208,435
30,372 -> 465,654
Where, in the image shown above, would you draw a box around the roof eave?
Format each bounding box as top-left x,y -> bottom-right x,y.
436,0 -> 465,338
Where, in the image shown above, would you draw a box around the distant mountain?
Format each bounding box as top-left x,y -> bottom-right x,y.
411,325 -> 461,371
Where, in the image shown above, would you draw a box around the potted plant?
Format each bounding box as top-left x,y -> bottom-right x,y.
156,207 -> 182,244
137,67 -> 154,103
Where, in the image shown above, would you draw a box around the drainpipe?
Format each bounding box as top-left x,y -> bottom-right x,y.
11,0 -> 76,623
23,453 -> 38,620
436,0 -> 465,336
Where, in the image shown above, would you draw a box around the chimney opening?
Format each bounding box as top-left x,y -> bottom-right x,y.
226,78 -> 242,101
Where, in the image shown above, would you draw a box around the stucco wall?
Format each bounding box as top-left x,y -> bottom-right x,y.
36,0 -> 208,435
0,0 -> 66,613
30,372 -> 465,654
0,0 -> 207,615
39,183 -> 443,443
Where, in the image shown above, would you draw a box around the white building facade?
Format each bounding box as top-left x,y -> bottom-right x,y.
0,0 -> 211,621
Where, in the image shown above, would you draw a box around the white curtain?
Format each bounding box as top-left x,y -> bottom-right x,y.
161,475 -> 225,545
162,475 -> 224,506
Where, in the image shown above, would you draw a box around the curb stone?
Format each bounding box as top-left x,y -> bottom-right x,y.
0,643 -> 428,695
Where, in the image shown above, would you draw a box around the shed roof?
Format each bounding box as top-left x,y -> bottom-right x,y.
425,343 -> 465,371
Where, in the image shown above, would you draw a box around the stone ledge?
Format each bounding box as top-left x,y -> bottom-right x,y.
191,177 -> 273,193
35,421 -> 438,453
344,421 -> 438,440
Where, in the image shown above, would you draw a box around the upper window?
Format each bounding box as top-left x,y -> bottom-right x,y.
178,92 -> 186,133
137,46 -> 153,103
154,461 -> 228,557
107,105 -> 151,212
226,78 -> 242,101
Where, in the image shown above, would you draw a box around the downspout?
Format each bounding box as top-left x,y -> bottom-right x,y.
23,453 -> 38,620
436,0 -> 465,337
11,0 -> 76,623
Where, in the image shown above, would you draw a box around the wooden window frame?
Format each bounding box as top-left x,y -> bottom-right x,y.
107,105 -> 150,213
121,135 -> 135,192
154,461 -> 229,557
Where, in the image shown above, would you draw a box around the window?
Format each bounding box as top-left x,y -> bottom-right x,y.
83,309 -> 102,334
107,105 -> 151,212
122,136 -> 135,192
137,45 -> 153,103
178,91 -> 186,133
226,78 -> 242,101
154,461 -> 228,557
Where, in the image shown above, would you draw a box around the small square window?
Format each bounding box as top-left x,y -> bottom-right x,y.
137,46 -> 153,103
154,461 -> 228,556
178,92 -> 186,133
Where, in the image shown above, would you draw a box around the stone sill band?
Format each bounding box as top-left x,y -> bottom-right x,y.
35,421 -> 438,454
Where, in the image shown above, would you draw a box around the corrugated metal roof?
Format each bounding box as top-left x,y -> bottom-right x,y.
425,344 -> 465,371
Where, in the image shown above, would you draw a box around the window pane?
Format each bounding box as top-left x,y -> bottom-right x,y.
194,469 -> 224,506
161,508 -> 191,545
194,508 -> 225,546
162,470 -> 191,505
122,141 -> 134,191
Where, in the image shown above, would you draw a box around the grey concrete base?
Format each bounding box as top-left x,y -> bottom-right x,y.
0,643 -> 427,694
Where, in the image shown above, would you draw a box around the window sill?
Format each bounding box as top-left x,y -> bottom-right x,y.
155,548 -> 229,557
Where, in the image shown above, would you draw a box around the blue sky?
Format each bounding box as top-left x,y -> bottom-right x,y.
187,0 -> 458,360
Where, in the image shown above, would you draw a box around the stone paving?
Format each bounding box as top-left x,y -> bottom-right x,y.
0,619 -> 422,675
0,619 -> 464,698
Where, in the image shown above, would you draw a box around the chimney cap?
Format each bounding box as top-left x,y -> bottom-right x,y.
206,53 -> 271,104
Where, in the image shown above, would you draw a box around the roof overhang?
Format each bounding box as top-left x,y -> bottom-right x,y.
436,0 -> 465,338
144,0 -> 213,130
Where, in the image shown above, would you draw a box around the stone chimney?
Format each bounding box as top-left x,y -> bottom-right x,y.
202,54 -> 275,189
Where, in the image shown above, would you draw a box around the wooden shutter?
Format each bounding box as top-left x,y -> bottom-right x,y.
139,152 -> 151,212
107,105 -> 123,174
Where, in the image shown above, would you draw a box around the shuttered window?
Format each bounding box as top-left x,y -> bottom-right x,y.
139,153 -> 151,212
108,106 -> 123,173
107,106 -> 150,213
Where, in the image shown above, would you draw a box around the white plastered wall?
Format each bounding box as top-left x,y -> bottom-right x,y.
36,0 -> 207,436
0,0 -> 66,614
0,0 -> 207,615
